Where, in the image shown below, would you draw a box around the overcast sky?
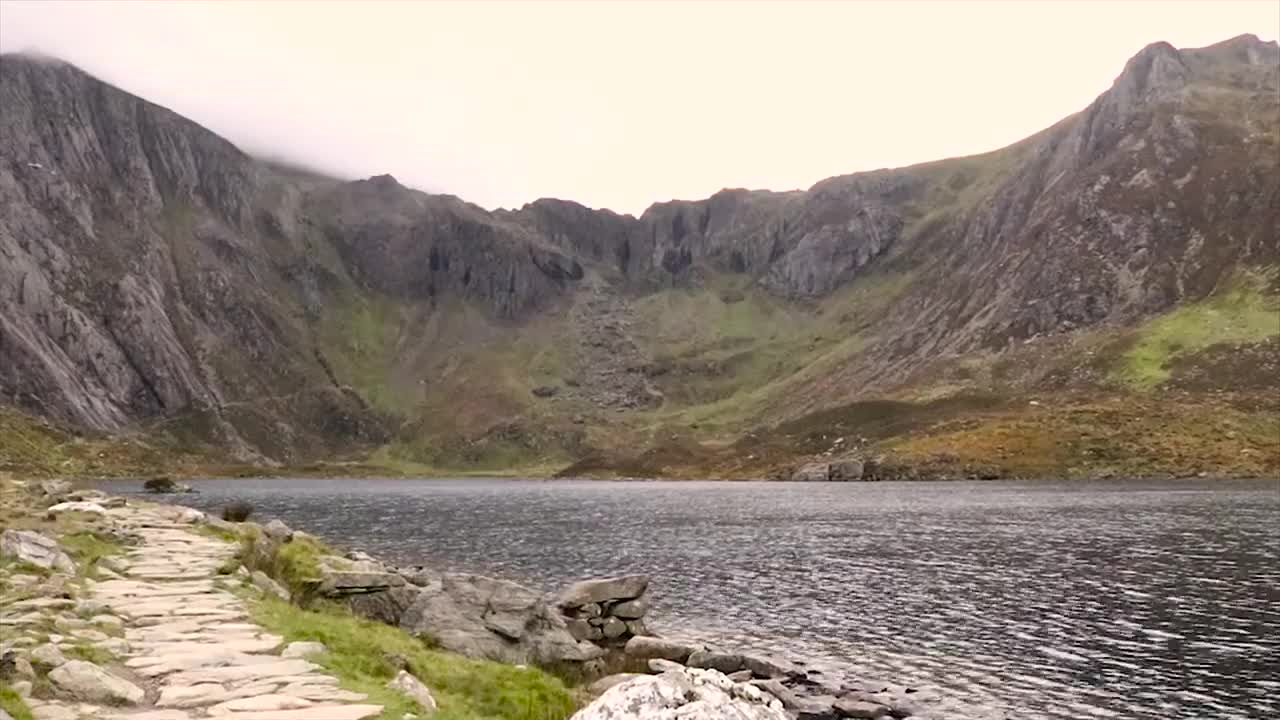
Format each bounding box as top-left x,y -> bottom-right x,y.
1,1 -> 1276,215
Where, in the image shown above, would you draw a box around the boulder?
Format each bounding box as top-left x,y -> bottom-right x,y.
401,573 -> 602,665
386,669 -> 438,712
318,561 -> 407,596
557,575 -> 649,608
143,477 -> 178,493
264,519 -> 294,542
829,460 -> 864,482
832,698 -> 890,719
587,673 -> 645,696
742,654 -> 799,679
173,507 -> 205,523
791,463 -> 830,482
48,660 -> 145,704
624,619 -> 648,637
687,650 -> 746,674
609,597 -> 648,619
624,635 -> 707,663
251,570 -> 291,601
601,617 -> 627,639
281,641 -> 326,658
570,666 -> 789,720
45,501 -> 107,517
30,643 -> 68,669
1,530 -> 75,574
347,586 -> 421,626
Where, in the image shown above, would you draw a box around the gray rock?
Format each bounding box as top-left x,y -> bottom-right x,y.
387,669 -> 438,712
609,597 -> 648,619
1,530 -> 75,574
347,586 -> 421,626
263,519 -> 294,542
601,617 -> 628,639
587,673 -> 645,696
625,635 -> 707,663
319,565 -> 407,596
832,698 -> 890,719
38,479 -> 72,500
624,619 -> 649,637
281,641 -> 326,658
728,670 -> 755,682
749,679 -> 806,709
401,573 -> 602,665
251,570 -> 291,601
791,463 -> 830,482
829,460 -> 864,481
556,575 -> 649,608
648,659 -> 683,673
48,660 -> 145,704
566,618 -> 601,642
687,650 -> 747,674
30,643 -> 68,668
742,654 -> 799,679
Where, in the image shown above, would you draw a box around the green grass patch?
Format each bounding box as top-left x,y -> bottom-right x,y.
65,644 -> 117,665
1115,271 -> 1279,389
250,596 -> 577,720
0,682 -> 35,720
59,532 -> 124,579
237,530 -> 330,600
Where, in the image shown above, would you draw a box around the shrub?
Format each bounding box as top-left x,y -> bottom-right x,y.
221,501 -> 253,522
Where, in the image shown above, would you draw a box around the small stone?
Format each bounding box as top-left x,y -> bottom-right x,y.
728,670 -> 754,682
252,571 -> 291,601
91,615 -> 124,631
587,673 -> 644,695
386,670 -> 438,713
832,698 -> 890,719
648,658 -> 683,673
601,617 -> 627,639
281,641 -> 326,658
264,520 -> 294,542
30,643 -> 68,669
624,635 -> 706,663
11,680 -> 32,697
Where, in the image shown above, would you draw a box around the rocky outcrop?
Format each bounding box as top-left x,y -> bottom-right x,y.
48,660 -> 146,704
398,573 -> 602,665
571,666 -> 789,720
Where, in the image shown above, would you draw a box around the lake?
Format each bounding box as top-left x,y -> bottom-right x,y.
102,477 -> 1280,720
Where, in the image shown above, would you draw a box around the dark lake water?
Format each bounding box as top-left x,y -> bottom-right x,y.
102,477 -> 1280,720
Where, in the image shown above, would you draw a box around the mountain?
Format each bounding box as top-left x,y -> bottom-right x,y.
1,35 -> 1277,480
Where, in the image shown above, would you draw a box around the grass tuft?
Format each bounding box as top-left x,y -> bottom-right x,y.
0,682 -> 35,720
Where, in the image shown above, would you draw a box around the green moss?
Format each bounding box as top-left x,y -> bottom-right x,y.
250,596 -> 577,720
0,682 -> 35,720
1116,271 -> 1279,389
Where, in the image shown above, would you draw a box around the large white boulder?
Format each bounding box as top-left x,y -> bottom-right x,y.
571,666 -> 788,720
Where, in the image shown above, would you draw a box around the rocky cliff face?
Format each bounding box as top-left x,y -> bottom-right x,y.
1,35 -> 1276,468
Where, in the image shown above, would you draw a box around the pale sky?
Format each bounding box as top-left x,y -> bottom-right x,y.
0,1 -> 1276,215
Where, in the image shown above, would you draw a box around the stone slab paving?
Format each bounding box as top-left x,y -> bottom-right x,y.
22,504 -> 384,720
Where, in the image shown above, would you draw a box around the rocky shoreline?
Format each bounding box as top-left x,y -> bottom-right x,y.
174,495 -> 1001,719
3,480 -> 1000,720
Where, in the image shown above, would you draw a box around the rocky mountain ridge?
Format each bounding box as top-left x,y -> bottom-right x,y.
1,34 -> 1276,477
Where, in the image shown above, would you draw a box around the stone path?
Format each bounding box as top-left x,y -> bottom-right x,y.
18,504 -> 384,720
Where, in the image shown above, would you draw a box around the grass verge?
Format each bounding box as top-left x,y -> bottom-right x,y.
249,596 -> 577,720
0,683 -> 35,720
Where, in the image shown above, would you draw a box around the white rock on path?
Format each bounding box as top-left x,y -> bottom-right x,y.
48,660 -> 146,704
30,643 -> 68,668
46,501 -> 108,517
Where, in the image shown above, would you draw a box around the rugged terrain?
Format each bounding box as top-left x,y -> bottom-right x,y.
1,35 -> 1277,480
